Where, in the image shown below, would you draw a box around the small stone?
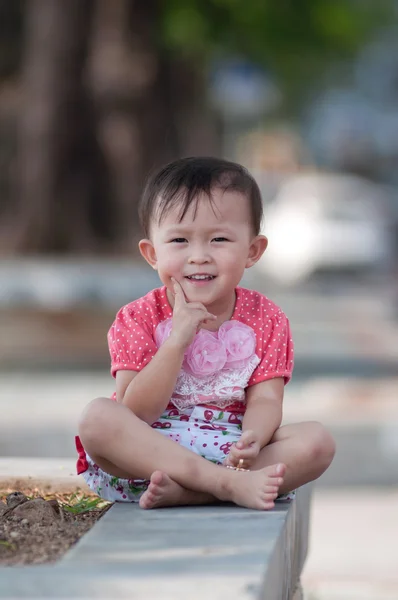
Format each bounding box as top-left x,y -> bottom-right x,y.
13,498 -> 59,525
6,492 -> 28,509
21,519 -> 29,526
10,531 -> 19,539
47,499 -> 60,515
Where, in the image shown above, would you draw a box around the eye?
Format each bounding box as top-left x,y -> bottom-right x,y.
170,238 -> 187,243
212,237 -> 229,242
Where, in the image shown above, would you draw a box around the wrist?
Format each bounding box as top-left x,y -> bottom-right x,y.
162,335 -> 187,356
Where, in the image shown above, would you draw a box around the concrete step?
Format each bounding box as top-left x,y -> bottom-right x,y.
0,477 -> 311,600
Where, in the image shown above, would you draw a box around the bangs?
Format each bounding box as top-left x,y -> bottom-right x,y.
139,157 -> 263,237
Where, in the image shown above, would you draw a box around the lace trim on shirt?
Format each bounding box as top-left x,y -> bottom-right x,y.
170,354 -> 260,410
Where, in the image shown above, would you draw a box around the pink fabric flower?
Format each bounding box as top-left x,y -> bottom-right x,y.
218,320 -> 256,369
185,329 -> 227,377
154,318 -> 173,347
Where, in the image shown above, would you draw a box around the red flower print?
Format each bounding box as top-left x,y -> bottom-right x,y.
220,442 -> 233,455
228,414 -> 241,425
179,415 -> 189,422
204,410 -> 214,421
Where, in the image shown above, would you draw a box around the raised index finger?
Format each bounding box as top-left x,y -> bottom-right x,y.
171,277 -> 187,308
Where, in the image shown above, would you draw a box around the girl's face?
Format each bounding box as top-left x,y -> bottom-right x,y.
139,188 -> 268,314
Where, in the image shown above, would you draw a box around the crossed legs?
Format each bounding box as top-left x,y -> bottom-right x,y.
78,397 -> 335,510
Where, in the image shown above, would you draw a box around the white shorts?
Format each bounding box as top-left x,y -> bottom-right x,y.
79,404 -> 295,503
81,404 -> 242,502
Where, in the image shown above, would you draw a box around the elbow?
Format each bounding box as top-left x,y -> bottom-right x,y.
120,398 -> 155,426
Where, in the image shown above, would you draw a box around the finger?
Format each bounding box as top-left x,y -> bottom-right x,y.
188,301 -> 217,317
195,311 -> 217,331
230,445 -> 257,460
192,307 -> 217,320
225,447 -> 239,464
236,430 -> 256,449
171,278 -> 186,307
228,445 -> 242,462
202,312 -> 217,322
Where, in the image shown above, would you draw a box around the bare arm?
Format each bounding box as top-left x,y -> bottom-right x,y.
242,377 -> 284,448
116,278 -> 216,425
116,337 -> 185,424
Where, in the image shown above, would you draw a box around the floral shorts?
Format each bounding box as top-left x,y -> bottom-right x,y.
81,405 -> 295,503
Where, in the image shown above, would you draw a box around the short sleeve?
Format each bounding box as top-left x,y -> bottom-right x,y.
107,305 -> 157,377
248,310 -> 294,386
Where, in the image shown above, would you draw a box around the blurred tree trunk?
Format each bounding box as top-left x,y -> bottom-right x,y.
7,0 -> 219,255
78,0 -> 220,251
12,0 -> 111,253
87,0 -> 179,251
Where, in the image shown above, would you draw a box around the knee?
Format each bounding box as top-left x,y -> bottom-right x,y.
306,422 -> 336,470
78,397 -> 113,447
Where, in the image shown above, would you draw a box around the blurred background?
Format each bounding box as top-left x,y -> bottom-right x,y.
0,1 -> 397,598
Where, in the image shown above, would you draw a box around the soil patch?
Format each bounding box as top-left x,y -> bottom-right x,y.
0,487 -> 111,566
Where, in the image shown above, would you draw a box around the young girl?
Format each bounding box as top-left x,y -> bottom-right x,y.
76,156 -> 335,510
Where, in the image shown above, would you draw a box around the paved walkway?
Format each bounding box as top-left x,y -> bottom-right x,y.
302,487 -> 398,600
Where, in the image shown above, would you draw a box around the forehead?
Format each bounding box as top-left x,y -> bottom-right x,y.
154,188 -> 252,230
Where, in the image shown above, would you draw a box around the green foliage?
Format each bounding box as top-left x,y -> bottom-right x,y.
1,0 -> 395,98
160,0 -> 396,98
59,492 -> 110,515
0,540 -> 16,550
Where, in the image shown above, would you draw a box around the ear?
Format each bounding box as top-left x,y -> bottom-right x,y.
245,235 -> 268,269
139,238 -> 158,269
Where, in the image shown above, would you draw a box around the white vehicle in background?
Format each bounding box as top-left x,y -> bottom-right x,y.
256,173 -> 395,286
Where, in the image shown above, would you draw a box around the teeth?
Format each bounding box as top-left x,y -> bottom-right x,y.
188,275 -> 213,280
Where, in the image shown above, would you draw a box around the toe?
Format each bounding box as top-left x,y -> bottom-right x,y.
139,494 -> 150,509
265,485 -> 279,494
148,484 -> 160,497
147,489 -> 157,502
150,470 -> 165,486
259,499 -> 275,510
266,463 -> 286,478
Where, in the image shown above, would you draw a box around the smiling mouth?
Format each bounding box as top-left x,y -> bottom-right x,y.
185,275 -> 216,281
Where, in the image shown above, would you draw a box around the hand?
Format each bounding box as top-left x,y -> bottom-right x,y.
168,278 -> 217,349
223,430 -> 261,470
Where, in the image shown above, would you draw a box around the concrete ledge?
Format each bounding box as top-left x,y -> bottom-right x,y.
0,458 -> 89,494
0,485 -> 311,599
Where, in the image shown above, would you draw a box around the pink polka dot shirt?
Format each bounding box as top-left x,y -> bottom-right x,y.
108,286 -> 294,387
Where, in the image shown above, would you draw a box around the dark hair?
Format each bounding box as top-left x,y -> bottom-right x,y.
139,157 -> 263,237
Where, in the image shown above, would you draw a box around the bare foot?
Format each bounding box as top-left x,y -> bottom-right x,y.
217,463 -> 286,510
139,471 -> 215,509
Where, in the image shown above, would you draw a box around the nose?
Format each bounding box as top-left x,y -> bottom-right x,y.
188,243 -> 211,264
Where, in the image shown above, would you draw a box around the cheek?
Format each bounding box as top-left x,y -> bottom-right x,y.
220,249 -> 247,269
157,250 -> 184,274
